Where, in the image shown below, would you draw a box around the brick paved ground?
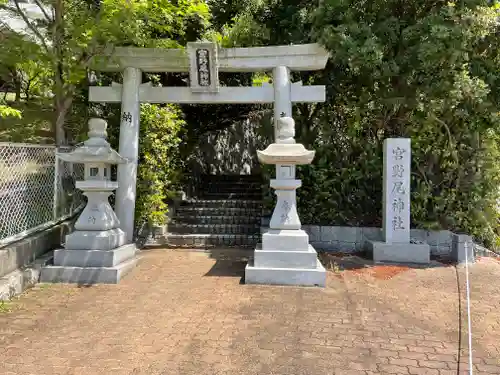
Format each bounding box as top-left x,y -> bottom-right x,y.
0,249 -> 499,375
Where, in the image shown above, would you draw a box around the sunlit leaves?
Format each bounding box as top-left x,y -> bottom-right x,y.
0,105 -> 22,118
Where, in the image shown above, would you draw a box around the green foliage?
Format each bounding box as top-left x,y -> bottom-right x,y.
139,0 -> 211,47
0,0 -> 146,85
0,0 -> 154,144
213,0 -> 316,47
0,102 -> 52,142
224,0 -> 500,247
103,101 -> 185,228
134,104 -> 185,226
0,300 -> 13,313
302,0 -> 500,246
0,104 -> 21,119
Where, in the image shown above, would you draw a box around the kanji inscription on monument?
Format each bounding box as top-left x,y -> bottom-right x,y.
383,138 -> 411,243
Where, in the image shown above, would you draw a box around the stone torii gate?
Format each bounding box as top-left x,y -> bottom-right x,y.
89,42 -> 329,243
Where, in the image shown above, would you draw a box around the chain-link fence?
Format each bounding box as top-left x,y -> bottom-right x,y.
0,143 -> 85,247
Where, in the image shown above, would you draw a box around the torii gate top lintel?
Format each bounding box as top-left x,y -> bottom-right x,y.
89,42 -> 329,103
91,42 -> 329,73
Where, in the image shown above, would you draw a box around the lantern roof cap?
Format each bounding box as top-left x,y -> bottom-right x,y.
57,118 -> 127,164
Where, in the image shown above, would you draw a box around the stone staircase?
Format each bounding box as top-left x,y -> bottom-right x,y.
164,175 -> 264,248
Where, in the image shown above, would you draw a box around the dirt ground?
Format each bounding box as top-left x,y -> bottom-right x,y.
0,249 -> 499,375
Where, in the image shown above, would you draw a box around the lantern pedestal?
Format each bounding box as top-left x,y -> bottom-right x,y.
40,118 -> 138,284
245,117 -> 326,287
245,179 -> 326,287
42,245 -> 137,284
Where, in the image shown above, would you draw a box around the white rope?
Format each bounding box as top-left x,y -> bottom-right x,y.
464,240 -> 474,374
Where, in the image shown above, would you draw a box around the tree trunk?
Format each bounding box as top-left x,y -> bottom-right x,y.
12,69 -> 21,103
54,95 -> 72,146
24,80 -> 31,101
14,80 -> 21,102
53,0 -> 66,146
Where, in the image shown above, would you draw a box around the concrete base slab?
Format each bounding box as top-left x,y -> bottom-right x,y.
0,268 -> 37,300
366,240 -> 430,264
40,256 -> 138,284
451,234 -> 475,264
245,259 -> 326,287
254,243 -> 318,269
0,253 -> 53,301
65,228 -> 126,251
53,244 -> 137,267
262,229 -> 309,251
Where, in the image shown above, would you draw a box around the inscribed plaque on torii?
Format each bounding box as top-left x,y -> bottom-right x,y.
187,42 -> 219,93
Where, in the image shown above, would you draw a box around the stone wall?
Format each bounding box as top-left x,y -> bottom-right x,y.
302,226 -> 454,255
0,218 -> 75,300
260,219 -> 470,257
303,226 -> 481,262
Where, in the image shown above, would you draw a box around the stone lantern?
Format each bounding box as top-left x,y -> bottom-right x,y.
245,117 -> 326,287
40,118 -> 138,284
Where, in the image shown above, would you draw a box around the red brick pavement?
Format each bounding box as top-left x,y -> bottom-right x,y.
0,249 -> 499,375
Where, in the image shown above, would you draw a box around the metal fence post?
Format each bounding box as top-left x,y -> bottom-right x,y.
52,150 -> 60,221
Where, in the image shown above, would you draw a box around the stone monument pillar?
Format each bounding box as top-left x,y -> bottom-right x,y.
40,118 -> 138,284
366,138 -> 430,264
245,117 -> 326,287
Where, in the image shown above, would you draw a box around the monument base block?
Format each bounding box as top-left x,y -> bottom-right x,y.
262,229 -> 309,251
366,240 -> 430,264
245,258 -> 326,287
254,243 -> 318,269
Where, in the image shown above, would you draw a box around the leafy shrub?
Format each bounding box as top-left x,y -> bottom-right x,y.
135,104 -> 184,227
104,102 -> 184,233
248,0 -> 500,248
299,0 -> 500,247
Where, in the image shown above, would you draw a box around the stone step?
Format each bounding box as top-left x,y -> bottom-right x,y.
200,190 -> 262,197
173,215 -> 261,225
199,192 -> 262,200
163,234 -> 260,248
181,199 -> 262,209
201,175 -> 262,183
168,223 -> 260,235
175,206 -> 263,216
201,183 -> 263,191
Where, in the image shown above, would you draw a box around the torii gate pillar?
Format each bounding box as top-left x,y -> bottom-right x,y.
116,67 -> 141,243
